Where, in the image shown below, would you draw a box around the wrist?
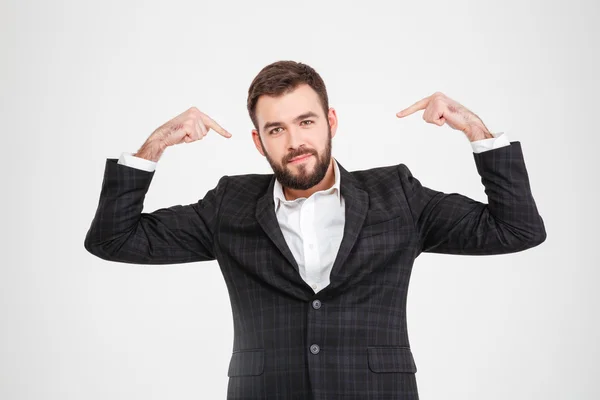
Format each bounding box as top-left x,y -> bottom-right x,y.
465,124 -> 494,142
133,137 -> 166,162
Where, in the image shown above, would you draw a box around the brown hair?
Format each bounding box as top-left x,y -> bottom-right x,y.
247,60 -> 329,133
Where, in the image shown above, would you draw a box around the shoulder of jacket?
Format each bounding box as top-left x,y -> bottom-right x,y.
220,173 -> 272,193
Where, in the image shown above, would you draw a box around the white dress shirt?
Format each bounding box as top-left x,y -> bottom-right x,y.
118,132 -> 510,293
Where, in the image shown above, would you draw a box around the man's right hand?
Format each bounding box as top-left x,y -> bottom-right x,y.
133,107 -> 232,162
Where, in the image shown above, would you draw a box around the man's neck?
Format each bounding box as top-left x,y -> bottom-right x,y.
283,158 -> 336,201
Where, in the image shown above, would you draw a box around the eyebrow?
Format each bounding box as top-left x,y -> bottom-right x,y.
262,111 -> 320,132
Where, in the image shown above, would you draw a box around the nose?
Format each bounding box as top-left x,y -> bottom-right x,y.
287,128 -> 306,151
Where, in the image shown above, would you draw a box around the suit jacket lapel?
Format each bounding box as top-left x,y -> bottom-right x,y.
325,161 -> 369,294
255,176 -> 302,275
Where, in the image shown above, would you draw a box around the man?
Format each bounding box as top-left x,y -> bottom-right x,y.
84,60 -> 546,399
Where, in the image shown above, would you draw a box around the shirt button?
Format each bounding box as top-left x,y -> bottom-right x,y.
308,244 -> 314,250
312,299 -> 321,309
311,283 -> 317,290
310,344 -> 320,354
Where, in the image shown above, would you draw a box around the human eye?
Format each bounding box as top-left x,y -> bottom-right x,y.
269,127 -> 283,135
301,120 -> 314,126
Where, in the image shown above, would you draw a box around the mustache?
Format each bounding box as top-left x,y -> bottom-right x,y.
285,150 -> 316,163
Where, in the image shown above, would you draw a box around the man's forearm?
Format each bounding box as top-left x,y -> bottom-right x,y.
133,137 -> 167,162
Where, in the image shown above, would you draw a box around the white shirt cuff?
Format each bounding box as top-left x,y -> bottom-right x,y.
117,152 -> 157,172
470,131 -> 511,153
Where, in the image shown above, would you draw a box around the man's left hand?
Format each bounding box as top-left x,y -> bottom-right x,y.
396,91 -> 494,142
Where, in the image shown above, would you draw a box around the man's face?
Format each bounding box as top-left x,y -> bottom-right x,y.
251,83 -> 338,191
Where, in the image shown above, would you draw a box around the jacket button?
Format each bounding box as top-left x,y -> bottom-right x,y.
312,299 -> 321,309
310,344 -> 320,354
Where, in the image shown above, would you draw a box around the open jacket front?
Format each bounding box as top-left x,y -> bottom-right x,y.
85,141 -> 546,400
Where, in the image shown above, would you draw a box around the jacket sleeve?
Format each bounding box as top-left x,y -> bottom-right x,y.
398,141 -> 546,256
84,158 -> 227,264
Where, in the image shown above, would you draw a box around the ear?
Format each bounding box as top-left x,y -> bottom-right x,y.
252,129 -> 265,156
328,108 -> 338,139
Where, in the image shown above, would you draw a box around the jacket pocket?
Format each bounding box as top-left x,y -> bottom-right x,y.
358,216 -> 403,239
227,348 -> 265,377
367,346 -> 417,373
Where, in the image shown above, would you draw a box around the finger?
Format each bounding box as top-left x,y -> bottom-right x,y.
195,119 -> 206,140
185,120 -> 198,142
197,117 -> 208,137
173,122 -> 190,144
423,106 -> 446,126
396,95 -> 432,118
201,113 -> 232,138
182,121 -> 196,142
422,107 -> 431,123
434,109 -> 446,126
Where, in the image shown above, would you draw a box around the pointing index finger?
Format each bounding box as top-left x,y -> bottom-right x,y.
396,95 -> 432,118
201,112 -> 233,138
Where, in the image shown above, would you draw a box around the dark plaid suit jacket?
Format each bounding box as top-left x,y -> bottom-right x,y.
84,140 -> 546,399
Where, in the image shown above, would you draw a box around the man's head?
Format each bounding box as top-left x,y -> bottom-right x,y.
247,61 -> 338,191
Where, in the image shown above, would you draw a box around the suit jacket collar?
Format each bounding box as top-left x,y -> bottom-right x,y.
255,158 -> 369,298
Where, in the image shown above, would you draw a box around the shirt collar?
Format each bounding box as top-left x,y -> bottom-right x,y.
273,157 -> 342,212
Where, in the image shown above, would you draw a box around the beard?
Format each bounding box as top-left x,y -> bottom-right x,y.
261,125 -> 332,191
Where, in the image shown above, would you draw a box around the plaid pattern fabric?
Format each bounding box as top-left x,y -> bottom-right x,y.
85,141 -> 546,399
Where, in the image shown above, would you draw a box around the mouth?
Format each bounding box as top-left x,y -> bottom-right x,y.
289,154 -> 313,164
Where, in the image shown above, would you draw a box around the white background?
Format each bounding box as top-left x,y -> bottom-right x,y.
2,0 -> 599,399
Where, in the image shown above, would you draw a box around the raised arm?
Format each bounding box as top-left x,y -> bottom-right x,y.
395,92 -> 546,255
84,107 -> 232,264
399,142 -> 546,255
